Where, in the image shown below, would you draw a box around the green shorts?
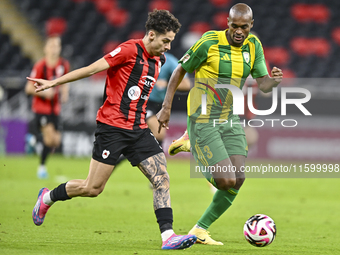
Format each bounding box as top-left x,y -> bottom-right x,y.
188,115 -> 248,182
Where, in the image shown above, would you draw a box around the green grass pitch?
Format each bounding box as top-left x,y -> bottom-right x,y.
1,155 -> 340,254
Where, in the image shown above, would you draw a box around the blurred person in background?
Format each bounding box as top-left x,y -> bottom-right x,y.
25,35 -> 69,179
28,10 -> 196,250
157,3 -> 283,245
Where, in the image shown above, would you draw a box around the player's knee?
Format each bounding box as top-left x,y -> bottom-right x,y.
216,178 -> 236,190
151,172 -> 170,190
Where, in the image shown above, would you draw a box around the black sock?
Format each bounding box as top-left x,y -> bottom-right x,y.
50,183 -> 71,202
41,144 -> 51,165
155,207 -> 173,233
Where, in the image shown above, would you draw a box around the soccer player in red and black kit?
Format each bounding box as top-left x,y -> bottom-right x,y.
27,10 -> 196,250
25,35 -> 69,179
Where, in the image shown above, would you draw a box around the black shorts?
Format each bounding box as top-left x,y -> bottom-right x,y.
34,113 -> 60,131
92,122 -> 163,166
146,100 -> 162,120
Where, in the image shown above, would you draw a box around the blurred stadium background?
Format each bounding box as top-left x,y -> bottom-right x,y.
0,0 -> 339,162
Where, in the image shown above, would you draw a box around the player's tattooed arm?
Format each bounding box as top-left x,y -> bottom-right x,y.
138,152 -> 171,210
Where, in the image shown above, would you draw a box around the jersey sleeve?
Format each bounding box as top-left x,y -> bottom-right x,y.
179,31 -> 218,73
250,40 -> 269,78
104,41 -> 133,67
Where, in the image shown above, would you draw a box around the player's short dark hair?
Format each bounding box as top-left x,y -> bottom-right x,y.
145,9 -> 181,35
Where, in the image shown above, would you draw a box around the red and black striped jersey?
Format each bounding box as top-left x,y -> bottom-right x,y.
30,58 -> 70,115
97,39 -> 165,130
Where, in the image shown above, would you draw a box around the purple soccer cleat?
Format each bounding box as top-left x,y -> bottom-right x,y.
162,233 -> 197,250
32,188 -> 51,226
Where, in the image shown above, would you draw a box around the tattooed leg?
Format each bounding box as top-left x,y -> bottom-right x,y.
138,152 -> 170,210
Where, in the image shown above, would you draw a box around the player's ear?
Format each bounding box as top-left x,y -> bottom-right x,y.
148,30 -> 156,40
250,19 -> 254,29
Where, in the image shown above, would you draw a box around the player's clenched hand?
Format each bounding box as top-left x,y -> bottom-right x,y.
26,77 -> 55,92
156,108 -> 171,133
271,67 -> 283,83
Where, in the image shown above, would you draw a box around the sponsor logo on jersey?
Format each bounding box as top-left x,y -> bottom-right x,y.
109,47 -> 121,57
128,86 -> 141,100
102,150 -> 110,159
141,75 -> 156,87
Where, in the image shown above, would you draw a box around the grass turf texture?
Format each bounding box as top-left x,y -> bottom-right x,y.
1,155 -> 340,254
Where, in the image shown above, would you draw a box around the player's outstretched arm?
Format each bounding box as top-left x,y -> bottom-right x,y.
156,64 -> 187,133
256,67 -> 283,93
26,58 -> 110,93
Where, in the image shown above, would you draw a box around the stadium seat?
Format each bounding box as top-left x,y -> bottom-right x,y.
105,8 -> 129,27
189,21 -> 211,35
331,27 -> 340,45
212,12 -> 229,30
263,47 -> 290,66
4,0 -> 340,78
149,0 -> 172,12
45,17 -> 67,36
209,0 -> 232,8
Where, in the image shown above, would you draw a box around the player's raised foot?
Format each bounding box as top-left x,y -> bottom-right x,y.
188,226 -> 224,245
161,233 -> 197,250
37,165 -> 48,179
32,188 -> 51,226
168,130 -> 191,156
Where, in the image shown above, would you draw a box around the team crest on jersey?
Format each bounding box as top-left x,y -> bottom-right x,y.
243,52 -> 250,63
109,47 -> 121,57
180,53 -> 190,63
102,150 -> 110,159
128,86 -> 141,100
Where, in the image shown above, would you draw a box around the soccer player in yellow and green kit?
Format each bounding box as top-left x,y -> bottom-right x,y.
157,3 -> 283,245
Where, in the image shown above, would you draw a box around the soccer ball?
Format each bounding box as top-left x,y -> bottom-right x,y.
243,214 -> 276,247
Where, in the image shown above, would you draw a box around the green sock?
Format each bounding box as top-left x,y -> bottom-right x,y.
197,188 -> 238,229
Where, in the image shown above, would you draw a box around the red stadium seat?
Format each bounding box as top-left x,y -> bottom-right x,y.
291,3 -> 330,23
45,17 -> 67,36
331,27 -> 340,46
128,31 -> 146,40
290,37 -> 312,56
95,0 -> 117,15
189,21 -> 211,35
263,47 -> 290,66
149,0 -> 172,12
213,12 -> 229,29
290,37 -> 330,57
102,40 -> 121,54
311,38 -> 330,57
310,4 -> 330,23
291,4 -> 310,23
106,8 -> 129,27
209,0 -> 231,8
